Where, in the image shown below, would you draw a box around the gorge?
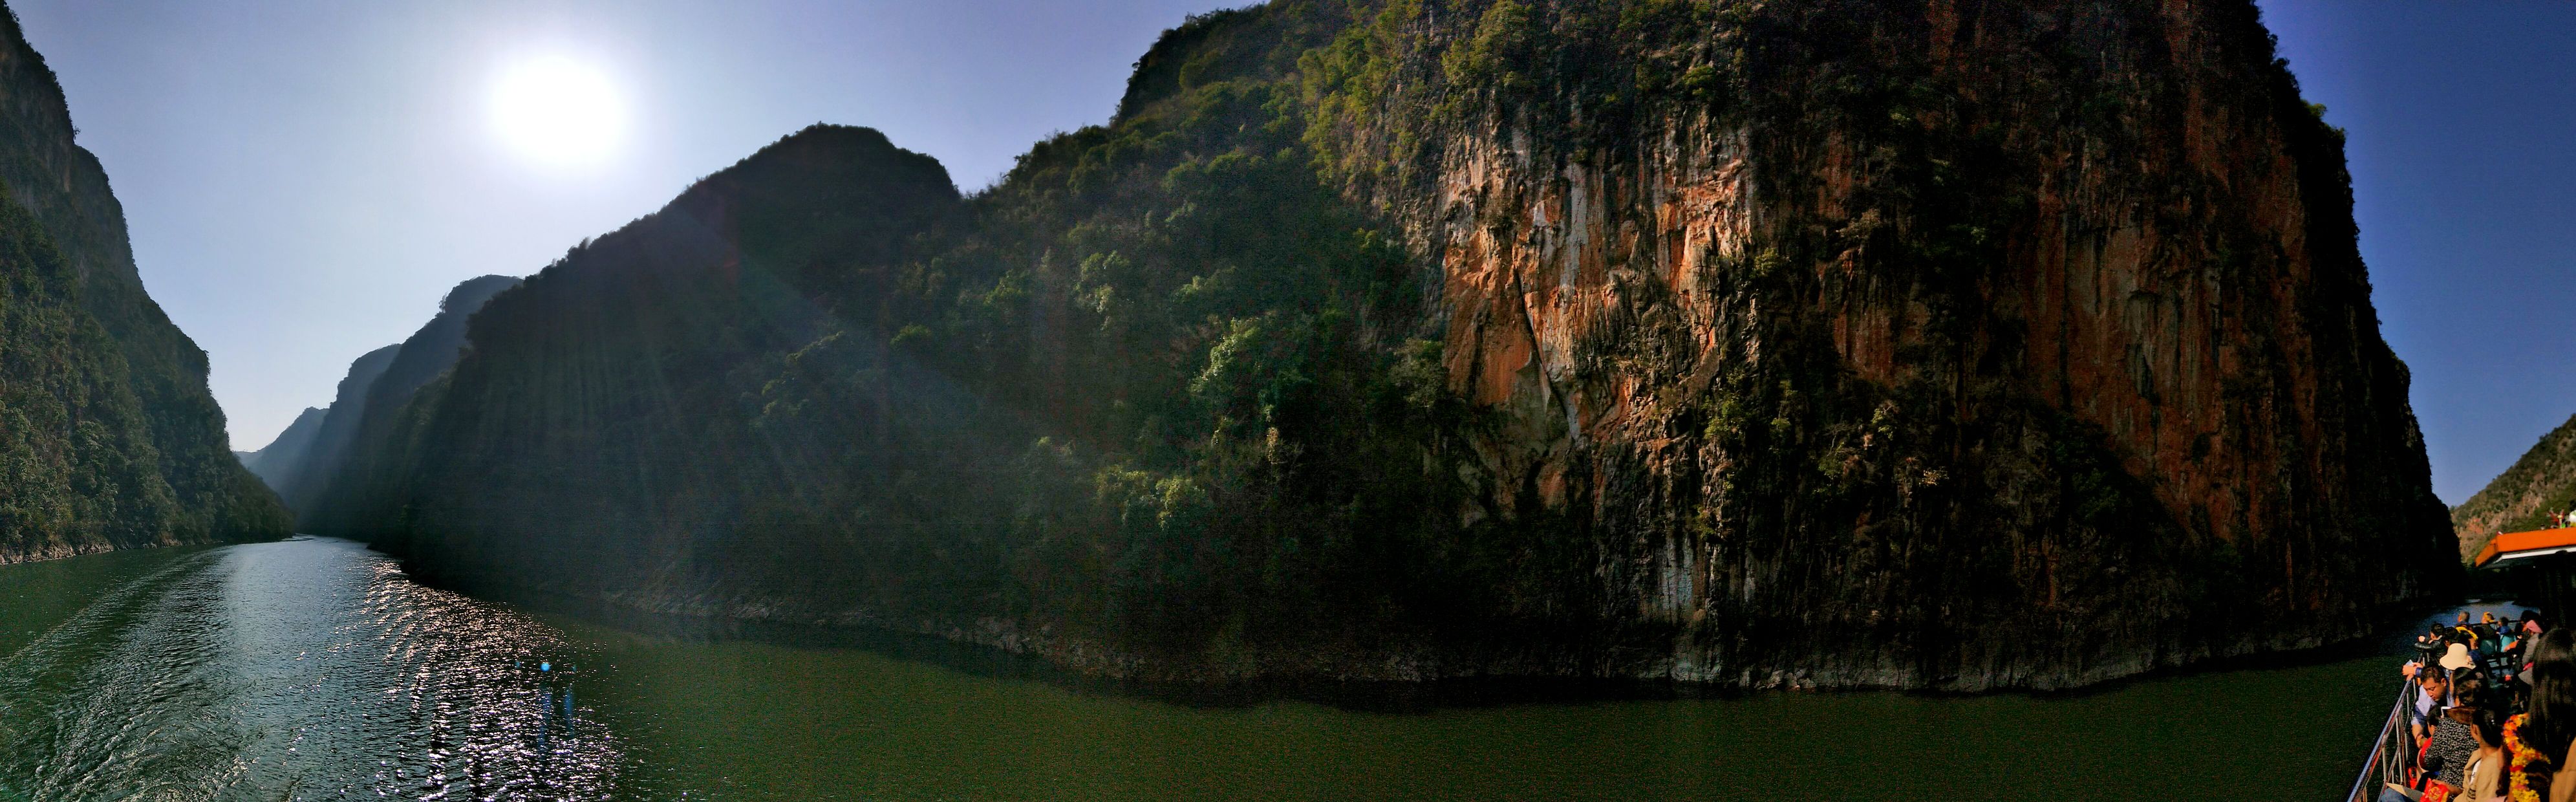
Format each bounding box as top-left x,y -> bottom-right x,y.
213,0 -> 2456,691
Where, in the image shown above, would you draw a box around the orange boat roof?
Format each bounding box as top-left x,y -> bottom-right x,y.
2476,526 -> 2576,567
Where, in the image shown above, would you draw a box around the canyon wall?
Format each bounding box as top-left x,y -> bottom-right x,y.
1294,0 -> 2454,686
336,0 -> 2449,690
0,4 -> 289,562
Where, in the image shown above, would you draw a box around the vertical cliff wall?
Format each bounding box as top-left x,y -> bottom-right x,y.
1289,0 -> 2453,686
332,0 -> 2447,690
0,4 -> 288,561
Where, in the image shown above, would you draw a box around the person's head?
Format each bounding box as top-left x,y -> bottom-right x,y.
2456,671 -> 2487,700
2525,627 -> 2576,761
2471,705 -> 2507,750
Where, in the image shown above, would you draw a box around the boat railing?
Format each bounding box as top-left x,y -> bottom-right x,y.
2346,670 -> 2417,802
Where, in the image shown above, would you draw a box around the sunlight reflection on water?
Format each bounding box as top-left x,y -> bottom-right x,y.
0,537 -> 619,800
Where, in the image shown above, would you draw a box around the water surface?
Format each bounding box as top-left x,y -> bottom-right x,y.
1,537 -> 2403,799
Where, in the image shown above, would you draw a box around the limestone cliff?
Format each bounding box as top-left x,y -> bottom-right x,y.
1293,0 -> 2453,687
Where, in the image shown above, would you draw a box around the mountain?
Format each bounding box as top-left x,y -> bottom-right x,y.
256,276 -> 518,525
238,405 -> 327,490
2454,414 -> 2576,559
264,343 -> 397,513
325,0 -> 2449,691
0,4 -> 289,563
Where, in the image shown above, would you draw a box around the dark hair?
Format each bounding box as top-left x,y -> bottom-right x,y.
2476,706 -> 2509,749
2526,628 -> 2576,772
2457,671 -> 2488,702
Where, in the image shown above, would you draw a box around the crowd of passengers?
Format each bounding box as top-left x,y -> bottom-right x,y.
2381,611 -> 2574,802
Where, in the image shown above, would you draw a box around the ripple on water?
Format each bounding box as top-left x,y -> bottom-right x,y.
0,537 -> 623,800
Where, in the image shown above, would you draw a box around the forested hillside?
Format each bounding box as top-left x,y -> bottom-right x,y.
333,0 -> 2450,690
2454,413 -> 2576,559
0,4 -> 288,561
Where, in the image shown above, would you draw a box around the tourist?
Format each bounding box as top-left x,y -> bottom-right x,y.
2427,704 -> 2484,796
2423,670 -> 2456,743
2504,628 -> 2576,799
2467,705 -> 2508,802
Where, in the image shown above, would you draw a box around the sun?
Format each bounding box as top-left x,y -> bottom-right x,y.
487,54 -> 625,169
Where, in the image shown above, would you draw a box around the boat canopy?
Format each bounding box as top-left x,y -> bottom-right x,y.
2475,526 -> 2576,568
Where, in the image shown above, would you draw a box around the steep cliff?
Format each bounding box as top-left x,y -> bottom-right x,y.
279,276 -> 516,524
339,0 -> 2447,691
0,4 -> 288,561
1293,0 -> 2453,686
2454,413 -> 2576,559
265,343 -> 396,513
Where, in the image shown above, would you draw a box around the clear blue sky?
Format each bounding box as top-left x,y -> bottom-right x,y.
12,1 -> 2571,505
2257,0 -> 2576,503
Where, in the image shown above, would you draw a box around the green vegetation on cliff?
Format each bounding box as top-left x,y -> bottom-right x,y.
0,4 -> 289,559
0,184 -> 183,558
327,0 -> 2449,689
2454,413 -> 2576,559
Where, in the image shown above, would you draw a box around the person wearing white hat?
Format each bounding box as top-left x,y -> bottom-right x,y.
2445,642 -> 2480,674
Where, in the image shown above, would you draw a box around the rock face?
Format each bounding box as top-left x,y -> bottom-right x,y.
2453,414 -> 2576,559
1298,0 -> 2455,688
327,0 -> 2450,690
0,3 -> 289,562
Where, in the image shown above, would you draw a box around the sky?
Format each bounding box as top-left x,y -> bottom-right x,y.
9,1 -> 2571,504
11,0 -> 1238,455
2255,1 -> 2576,503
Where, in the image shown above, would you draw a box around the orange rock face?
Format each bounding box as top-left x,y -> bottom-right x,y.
1352,0 -> 2454,689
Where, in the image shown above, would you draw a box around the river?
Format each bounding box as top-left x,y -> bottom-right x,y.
1,537 -> 2409,800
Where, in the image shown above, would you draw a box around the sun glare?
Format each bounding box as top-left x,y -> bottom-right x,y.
487,54 -> 625,169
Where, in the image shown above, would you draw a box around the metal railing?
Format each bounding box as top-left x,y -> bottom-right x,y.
2348,671 -> 2418,802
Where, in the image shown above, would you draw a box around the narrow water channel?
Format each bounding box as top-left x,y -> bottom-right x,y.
1,537 -> 2401,800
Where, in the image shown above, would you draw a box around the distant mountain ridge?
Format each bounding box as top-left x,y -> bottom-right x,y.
0,1 -> 289,561
239,275 -> 519,525
238,406 -> 327,489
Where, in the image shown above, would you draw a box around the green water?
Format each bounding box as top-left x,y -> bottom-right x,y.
0,537 -> 2404,800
